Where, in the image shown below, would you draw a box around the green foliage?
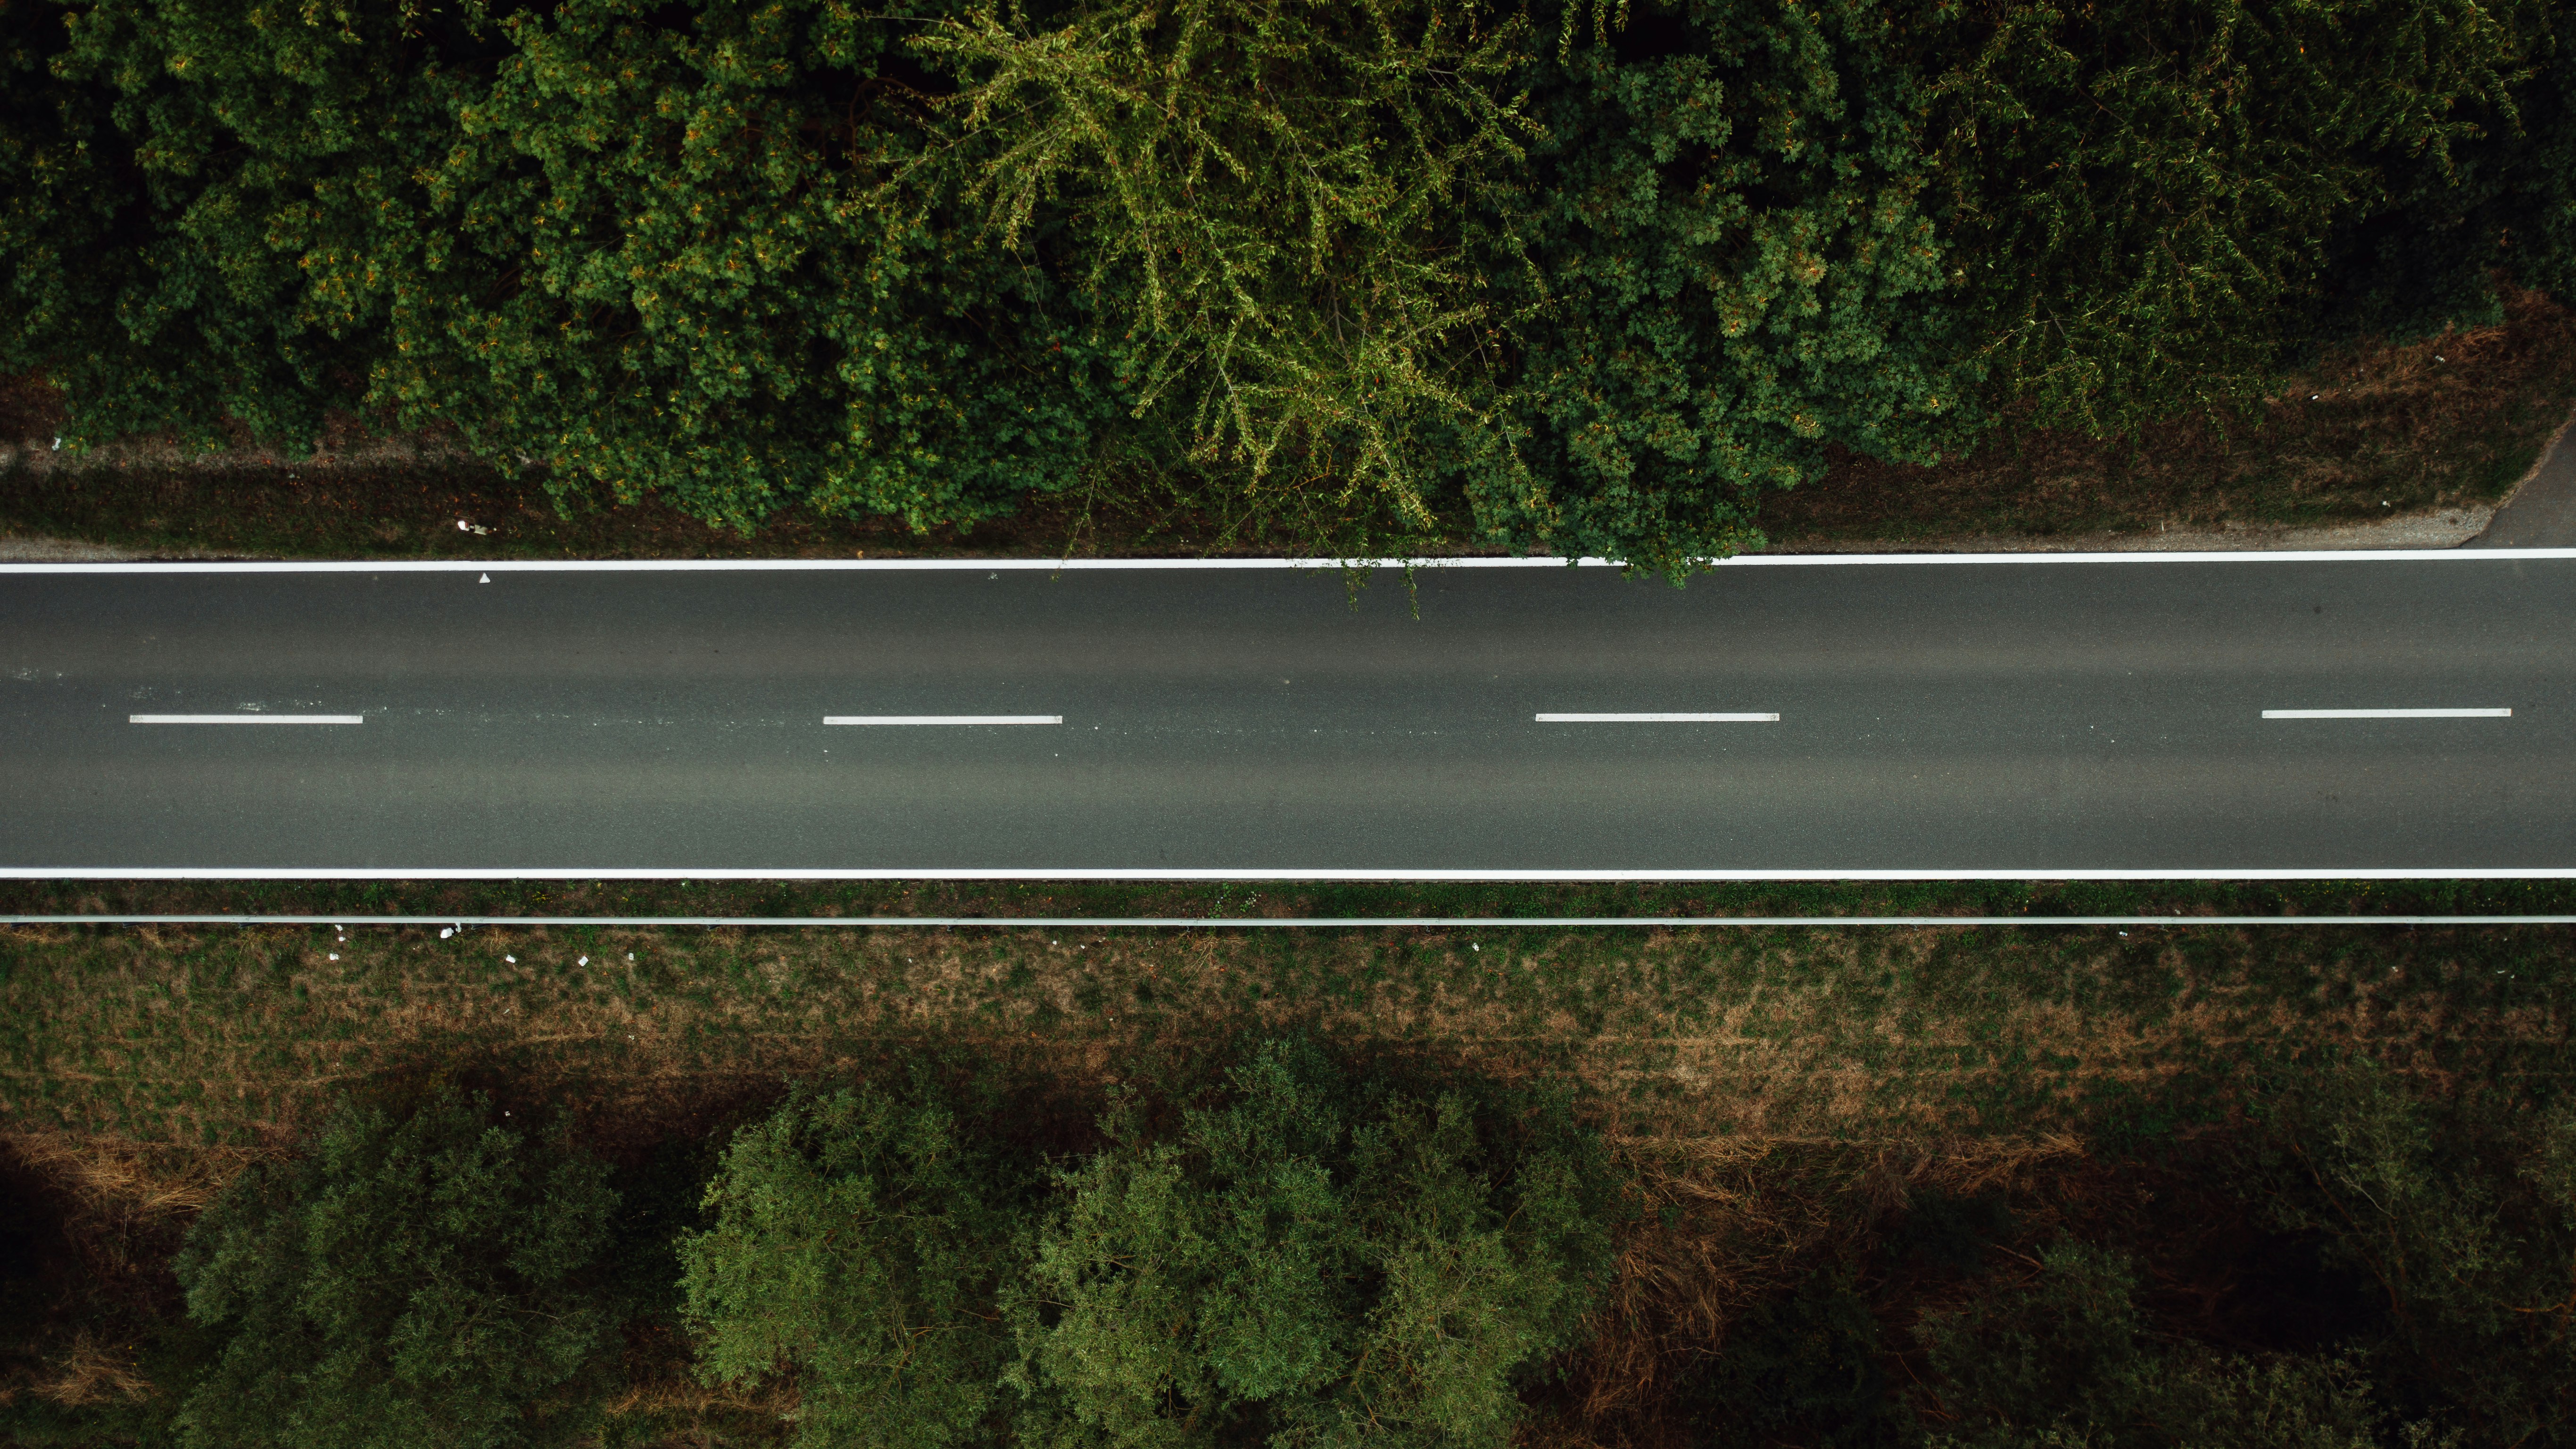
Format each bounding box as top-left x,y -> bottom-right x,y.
1910,0 -> 2552,437
396,0 -> 1132,535
916,0 -> 1539,550
9,0 -> 2576,563
1475,0 -> 1971,573
2311,9 -> 2576,344
0,0 -> 128,400
2249,1061 -> 2576,1447
1011,1038 -> 1616,1449
678,1076 -> 1038,1449
9,0 -> 424,450
11,0 -> 1129,534
1919,1239 -> 2391,1449
168,1085 -> 620,1449
1677,1267 -> 1910,1448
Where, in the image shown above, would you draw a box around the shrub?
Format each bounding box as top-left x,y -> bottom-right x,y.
169,1086 -> 621,1449
1011,1038 -> 1618,1449
678,1076 -> 1040,1449
1919,1238 -> 2388,1449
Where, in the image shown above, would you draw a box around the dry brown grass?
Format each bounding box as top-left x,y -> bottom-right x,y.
1549,1133 -> 2091,1445
0,1331 -> 155,1409
2,919 -> 2562,1159
1760,287 -> 2576,544
0,913 -> 2564,1448
1,1131 -> 249,1218
605,1375 -> 793,1419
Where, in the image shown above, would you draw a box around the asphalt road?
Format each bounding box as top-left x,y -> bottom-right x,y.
4,555 -> 2573,877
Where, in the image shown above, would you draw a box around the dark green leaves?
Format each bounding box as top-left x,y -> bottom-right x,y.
1479,0 -> 1971,574
1912,0 -> 2551,437
170,1086 -> 619,1449
5,0 -> 2572,563
409,0 -> 1130,535
678,1078 -> 1034,1449
676,1045 -> 1618,1449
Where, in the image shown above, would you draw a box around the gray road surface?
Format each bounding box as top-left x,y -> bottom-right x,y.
4,556 -> 2572,877
2475,417 -> 2576,548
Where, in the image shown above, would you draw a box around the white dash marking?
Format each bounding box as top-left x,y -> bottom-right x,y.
129,714 -> 364,725
824,715 -> 1062,726
1537,712 -> 1779,723
2261,708 -> 2511,720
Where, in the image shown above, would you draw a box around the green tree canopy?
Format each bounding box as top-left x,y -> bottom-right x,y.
1469,0 -> 1970,574
1910,0 -> 2553,437
1012,1038 -> 1617,1449
914,0 -> 1542,553
6,0 -> 2574,564
169,1085 -> 621,1449
677,1076 -> 1040,1449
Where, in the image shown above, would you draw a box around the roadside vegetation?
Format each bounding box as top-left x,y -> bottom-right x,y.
5,0 -> 2574,567
2,883 -> 2570,1445
8,287 -> 2573,559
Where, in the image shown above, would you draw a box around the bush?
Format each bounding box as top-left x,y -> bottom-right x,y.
1919,1238 -> 2389,1449
169,1085 -> 621,1449
1011,1038 -> 1618,1449
678,1075 -> 1041,1449
2246,1061 -> 2576,1446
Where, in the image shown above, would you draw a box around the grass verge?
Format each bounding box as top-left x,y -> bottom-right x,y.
3,912 -> 2565,1152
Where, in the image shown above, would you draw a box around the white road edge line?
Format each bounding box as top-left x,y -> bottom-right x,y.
6,548 -> 2576,574
1538,712 -> 1778,722
128,714 -> 364,725
9,914 -> 2575,927
7,868 -> 2576,880
823,715 -> 1062,726
2262,708 -> 2512,719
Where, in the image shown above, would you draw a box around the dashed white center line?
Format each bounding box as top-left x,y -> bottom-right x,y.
824,715 -> 1062,726
1537,712 -> 1779,723
2261,708 -> 2512,720
130,714 -> 364,725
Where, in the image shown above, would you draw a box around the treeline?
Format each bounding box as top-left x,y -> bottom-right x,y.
1,0 -> 2569,568
4,1039 -> 2574,1448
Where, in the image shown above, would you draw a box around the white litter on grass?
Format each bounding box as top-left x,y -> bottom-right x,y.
328,954 -> 338,960
579,956 -> 588,965
1471,943 -> 1480,952
626,953 -> 633,960
440,927 -> 453,939
505,955 -> 515,963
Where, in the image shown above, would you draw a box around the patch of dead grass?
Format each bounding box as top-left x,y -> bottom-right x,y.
0,1331 -> 155,1409
1761,287 -> 2576,543
1,921 -> 2562,1158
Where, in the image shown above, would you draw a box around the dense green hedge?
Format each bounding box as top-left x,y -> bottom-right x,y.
3,0 -> 2569,565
